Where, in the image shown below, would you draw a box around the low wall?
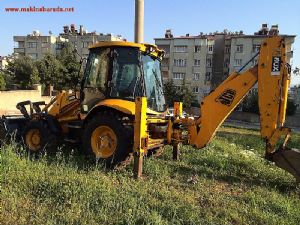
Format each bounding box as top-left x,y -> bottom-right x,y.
227,111 -> 300,127
0,89 -> 51,115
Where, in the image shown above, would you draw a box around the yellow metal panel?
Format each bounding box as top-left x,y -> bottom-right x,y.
134,97 -> 148,154
174,102 -> 183,117
89,41 -> 164,59
258,36 -> 288,139
91,99 -> 136,115
89,99 -> 161,116
266,127 -> 291,153
89,41 -> 142,49
166,120 -> 173,144
48,91 -> 80,121
193,67 -> 258,148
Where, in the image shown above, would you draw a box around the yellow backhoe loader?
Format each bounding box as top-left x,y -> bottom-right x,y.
1,35 -> 299,180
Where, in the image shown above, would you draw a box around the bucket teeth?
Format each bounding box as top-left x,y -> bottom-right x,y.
272,148 -> 300,182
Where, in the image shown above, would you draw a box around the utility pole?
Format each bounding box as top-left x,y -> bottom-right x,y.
134,0 -> 144,43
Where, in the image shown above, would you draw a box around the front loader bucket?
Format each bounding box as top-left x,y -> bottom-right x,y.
272,148 -> 300,182
0,115 -> 29,143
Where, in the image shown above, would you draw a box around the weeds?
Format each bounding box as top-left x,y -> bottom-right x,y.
1,126 -> 300,224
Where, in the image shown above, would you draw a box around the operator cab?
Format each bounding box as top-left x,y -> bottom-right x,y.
80,41 -> 166,113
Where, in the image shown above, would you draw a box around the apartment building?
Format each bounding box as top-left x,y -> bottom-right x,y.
13,24 -> 124,60
14,31 -> 58,60
155,31 -> 211,103
59,24 -> 124,59
229,25 -> 295,74
155,24 -> 295,103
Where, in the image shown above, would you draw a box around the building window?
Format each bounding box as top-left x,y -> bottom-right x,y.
28,53 -> 38,60
236,45 -> 243,53
71,42 -> 77,47
194,45 -> 201,53
17,41 -> 25,48
56,42 -> 64,50
234,59 -> 243,67
252,44 -> 261,53
203,89 -> 211,97
174,59 -> 187,67
208,45 -> 213,53
175,85 -> 182,91
162,71 -> 169,79
174,45 -> 187,53
206,58 -> 212,67
224,59 -> 230,68
173,73 -> 185,80
193,73 -> 200,80
41,42 -> 48,48
225,45 -> 231,54
194,59 -> 201,67
193,86 -> 199,93
28,42 -> 37,48
82,42 -> 90,48
205,72 -> 211,81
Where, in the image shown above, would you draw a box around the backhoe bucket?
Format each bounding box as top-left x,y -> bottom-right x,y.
272,148 -> 300,182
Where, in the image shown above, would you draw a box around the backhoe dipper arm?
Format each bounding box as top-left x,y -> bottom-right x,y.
188,36 -> 291,152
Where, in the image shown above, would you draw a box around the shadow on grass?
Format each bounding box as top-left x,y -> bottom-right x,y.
165,156 -> 298,193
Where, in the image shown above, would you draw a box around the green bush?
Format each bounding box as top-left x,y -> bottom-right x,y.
241,91 -> 259,114
286,99 -> 298,116
242,91 -> 298,116
0,72 -> 6,90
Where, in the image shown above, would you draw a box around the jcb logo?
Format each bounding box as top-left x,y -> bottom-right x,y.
271,56 -> 281,76
215,89 -> 236,106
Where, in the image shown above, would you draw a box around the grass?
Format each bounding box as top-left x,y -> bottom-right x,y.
1,126 -> 300,225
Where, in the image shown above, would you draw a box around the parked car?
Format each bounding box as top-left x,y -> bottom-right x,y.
167,107 -> 188,118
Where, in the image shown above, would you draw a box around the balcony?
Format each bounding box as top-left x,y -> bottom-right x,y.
161,65 -> 169,71
42,47 -> 50,54
14,48 -> 25,54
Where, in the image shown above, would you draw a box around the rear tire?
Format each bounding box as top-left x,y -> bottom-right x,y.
82,111 -> 133,167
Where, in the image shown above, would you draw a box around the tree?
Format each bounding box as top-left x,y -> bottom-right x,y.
57,43 -> 83,90
286,99 -> 298,116
5,56 -> 40,89
242,90 -> 298,116
163,79 -> 180,106
163,79 -> 196,108
0,72 -> 6,90
36,53 -> 63,89
241,91 -> 259,114
293,67 -> 299,76
180,80 -> 196,108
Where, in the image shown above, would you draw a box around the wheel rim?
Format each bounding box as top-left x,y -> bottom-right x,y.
25,128 -> 41,151
91,125 -> 117,158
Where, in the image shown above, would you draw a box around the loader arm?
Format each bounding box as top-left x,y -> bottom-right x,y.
189,36 -> 291,154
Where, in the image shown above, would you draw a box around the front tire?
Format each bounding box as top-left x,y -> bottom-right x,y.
83,111 -> 133,167
22,120 -> 58,154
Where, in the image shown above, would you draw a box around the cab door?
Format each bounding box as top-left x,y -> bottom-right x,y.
81,48 -> 110,113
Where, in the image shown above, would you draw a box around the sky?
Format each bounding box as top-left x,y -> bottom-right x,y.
0,0 -> 299,84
